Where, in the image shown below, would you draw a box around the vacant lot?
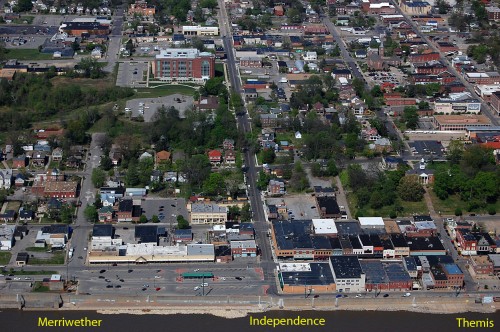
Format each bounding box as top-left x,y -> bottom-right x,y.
0,252 -> 12,265
5,48 -> 54,60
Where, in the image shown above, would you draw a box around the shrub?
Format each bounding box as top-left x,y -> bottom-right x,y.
454,208 -> 462,216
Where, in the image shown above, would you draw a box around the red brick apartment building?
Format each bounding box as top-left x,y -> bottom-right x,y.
486,6 -> 500,21
152,48 -> 215,83
129,0 -> 156,16
408,52 -> 441,63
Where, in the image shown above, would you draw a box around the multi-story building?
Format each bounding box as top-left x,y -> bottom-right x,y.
486,6 -> 500,21
400,1 -> 432,15
329,256 -> 366,293
152,48 -> 215,83
128,0 -> 155,16
433,115 -> 491,131
434,92 -> 481,114
190,203 -> 227,224
463,71 -> 500,85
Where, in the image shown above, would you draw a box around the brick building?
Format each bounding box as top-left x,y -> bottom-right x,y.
59,22 -> 110,37
128,0 -> 156,16
486,6 -> 500,21
152,48 -> 215,83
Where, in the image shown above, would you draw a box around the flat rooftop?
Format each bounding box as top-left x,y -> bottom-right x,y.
434,114 -> 491,125
312,219 -> 338,234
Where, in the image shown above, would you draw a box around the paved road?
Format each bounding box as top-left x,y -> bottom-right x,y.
102,6 -> 125,73
390,1 -> 499,124
218,0 -> 277,293
67,133 -> 105,275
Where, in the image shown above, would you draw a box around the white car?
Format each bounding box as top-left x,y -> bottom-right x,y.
154,276 -> 161,279
201,283 -> 209,287
355,294 -> 362,298
402,293 -> 411,297
194,286 -> 200,291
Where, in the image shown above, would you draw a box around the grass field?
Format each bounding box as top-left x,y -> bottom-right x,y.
26,247 -> 49,252
0,252 -> 11,265
5,48 -> 54,60
7,270 -> 58,275
33,282 -> 50,292
347,193 -> 429,218
134,84 -> 197,98
428,189 -> 499,215
29,252 -> 65,265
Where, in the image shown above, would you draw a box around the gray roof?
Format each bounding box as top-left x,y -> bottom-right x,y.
187,244 -> 215,256
330,256 -> 363,279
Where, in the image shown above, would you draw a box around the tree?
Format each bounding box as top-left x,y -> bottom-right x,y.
91,168 -> 106,188
261,148 -> 276,164
14,0 -> 33,12
77,57 -> 105,79
139,215 -> 148,223
84,205 -> 98,222
59,204 -> 73,224
125,39 -> 134,53
177,215 -> 190,229
151,215 -> 160,223
402,106 -> 419,130
203,173 -> 226,196
125,159 -> 140,186
240,203 -> 252,222
397,175 -> 425,202
191,37 -> 206,52
100,155 -> 113,171
447,140 -> 464,164
289,162 -> 309,192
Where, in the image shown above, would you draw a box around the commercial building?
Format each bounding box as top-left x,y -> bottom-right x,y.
329,256 -> 366,293
361,260 -> 412,291
36,225 -> 68,246
278,262 -> 336,294
312,219 -> 338,237
182,26 -> 219,36
358,217 -> 385,230
434,92 -> 481,114
474,85 -> 500,102
152,48 -> 215,83
190,203 -> 227,224
400,1 -> 432,15
230,240 -> 257,258
464,71 -> 500,85
433,114 -> 491,131
88,243 -> 215,264
42,181 -> 78,198
59,22 -> 110,37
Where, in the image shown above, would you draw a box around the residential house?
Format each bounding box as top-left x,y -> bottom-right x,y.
30,151 -> 47,167
51,147 -> 63,162
197,96 -> 220,112
0,210 -> 16,222
0,169 -> 12,189
14,174 -> 25,187
224,150 -> 236,165
208,149 -> 222,165
268,179 -> 285,196
19,210 -> 34,222
98,206 -> 114,222
223,138 -> 235,150
12,155 -> 27,169
155,150 -> 171,164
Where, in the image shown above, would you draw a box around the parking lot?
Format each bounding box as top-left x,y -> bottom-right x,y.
140,197 -> 188,224
408,140 -> 445,158
266,195 -> 321,220
125,94 -> 194,121
116,61 -> 149,87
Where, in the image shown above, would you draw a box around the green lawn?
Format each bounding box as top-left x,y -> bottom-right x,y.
347,193 -> 429,218
0,252 -> 12,265
5,48 -> 55,60
26,247 -> 48,252
215,63 -> 225,77
134,84 -> 197,97
429,189 -> 499,215
33,282 -> 50,292
29,253 -> 65,265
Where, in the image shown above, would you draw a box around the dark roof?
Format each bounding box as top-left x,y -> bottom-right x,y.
239,223 -> 255,232
370,234 -> 383,247
406,236 -> 445,251
330,256 -> 363,279
339,235 -> 353,249
413,215 -> 433,222
380,237 -> 394,250
404,257 -> 417,271
135,225 -> 160,244
19,210 -> 34,218
390,234 -> 408,247
92,224 -> 113,237
0,210 -> 16,218
349,235 -> 362,249
312,236 -> 332,250
174,229 -> 192,238
41,224 -> 68,234
100,187 -> 125,195
62,22 -> 110,30
118,199 -> 133,212
16,252 -> 29,261
358,234 -> 373,247
214,245 -> 231,257
316,196 -> 340,215
335,221 -> 362,235
272,220 -> 313,250
281,262 -> 335,286
329,237 -> 342,249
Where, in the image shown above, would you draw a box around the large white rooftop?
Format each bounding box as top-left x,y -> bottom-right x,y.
312,219 -> 338,234
279,262 -> 312,272
358,217 -> 385,227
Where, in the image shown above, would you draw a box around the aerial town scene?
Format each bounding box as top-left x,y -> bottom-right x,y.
0,0 -> 499,330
